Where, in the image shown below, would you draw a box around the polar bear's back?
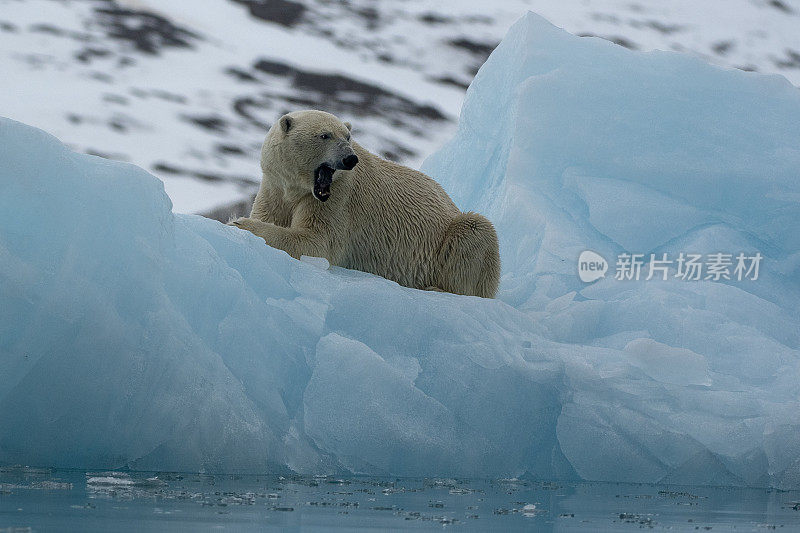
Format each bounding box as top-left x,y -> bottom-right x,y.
341,143 -> 461,289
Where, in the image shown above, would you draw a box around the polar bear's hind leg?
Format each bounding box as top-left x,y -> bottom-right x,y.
435,212 -> 500,298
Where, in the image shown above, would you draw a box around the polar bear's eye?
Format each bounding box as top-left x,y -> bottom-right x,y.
320,133 -> 330,140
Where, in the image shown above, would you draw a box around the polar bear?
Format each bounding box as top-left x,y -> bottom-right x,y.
231,110 -> 500,298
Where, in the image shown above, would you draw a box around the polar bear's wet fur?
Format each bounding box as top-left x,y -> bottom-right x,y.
231,110 -> 500,298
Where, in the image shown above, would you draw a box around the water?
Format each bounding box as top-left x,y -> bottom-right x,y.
1,467 -> 798,532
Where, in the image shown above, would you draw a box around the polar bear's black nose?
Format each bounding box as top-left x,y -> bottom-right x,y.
342,155 -> 359,170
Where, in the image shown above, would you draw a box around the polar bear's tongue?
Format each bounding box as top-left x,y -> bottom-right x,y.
313,164 -> 334,202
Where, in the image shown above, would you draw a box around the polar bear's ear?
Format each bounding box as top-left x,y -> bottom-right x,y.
344,121 -> 352,132
279,115 -> 293,134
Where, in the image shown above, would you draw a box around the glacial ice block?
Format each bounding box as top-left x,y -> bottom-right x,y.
1,12 -> 799,488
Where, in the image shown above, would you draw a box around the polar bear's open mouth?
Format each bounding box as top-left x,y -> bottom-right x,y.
313,164 -> 335,202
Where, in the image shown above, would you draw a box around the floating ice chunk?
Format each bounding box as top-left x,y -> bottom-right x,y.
86,476 -> 135,487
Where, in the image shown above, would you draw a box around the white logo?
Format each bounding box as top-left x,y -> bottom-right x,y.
578,250 -> 608,283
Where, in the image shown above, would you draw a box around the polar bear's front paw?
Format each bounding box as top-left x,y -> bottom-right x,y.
228,217 -> 254,229
228,218 -> 273,242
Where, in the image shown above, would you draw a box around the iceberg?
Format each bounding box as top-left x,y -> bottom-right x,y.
1,12 -> 799,488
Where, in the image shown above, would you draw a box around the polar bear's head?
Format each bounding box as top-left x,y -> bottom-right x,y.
263,110 -> 358,202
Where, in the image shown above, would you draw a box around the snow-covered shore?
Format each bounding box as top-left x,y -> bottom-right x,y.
2,0 -> 800,214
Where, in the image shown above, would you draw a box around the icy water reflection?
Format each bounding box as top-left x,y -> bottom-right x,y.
1,466 -> 799,531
